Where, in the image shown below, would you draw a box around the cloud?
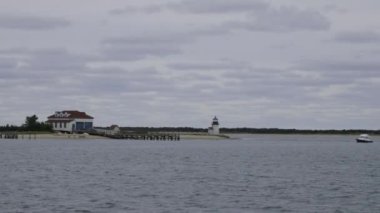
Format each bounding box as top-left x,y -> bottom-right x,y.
81,67 -> 176,95
109,5 -> 162,15
100,34 -> 195,61
291,58 -> 380,104
1,48 -> 87,71
299,59 -> 380,74
109,0 -> 267,15
167,61 -> 314,102
0,48 -> 90,86
104,1 -> 330,65
334,31 -> 380,43
0,14 -> 70,30
166,0 -> 268,14
0,58 -> 18,70
239,6 -> 330,32
165,59 -> 379,111
110,1 -> 330,32
0,58 -> 19,81
25,49 -> 87,71
168,61 -> 249,71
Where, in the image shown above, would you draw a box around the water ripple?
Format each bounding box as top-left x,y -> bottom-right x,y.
0,136 -> 379,212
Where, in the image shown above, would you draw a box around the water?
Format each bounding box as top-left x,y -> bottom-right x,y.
0,135 -> 379,212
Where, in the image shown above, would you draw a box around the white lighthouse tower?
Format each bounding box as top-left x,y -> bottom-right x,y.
208,116 -> 220,135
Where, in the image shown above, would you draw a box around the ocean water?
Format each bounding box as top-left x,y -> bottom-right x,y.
0,135 -> 379,213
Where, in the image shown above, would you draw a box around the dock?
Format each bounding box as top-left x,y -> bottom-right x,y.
1,131 -> 180,141
0,132 -> 18,139
0,132 -> 37,140
104,133 -> 180,141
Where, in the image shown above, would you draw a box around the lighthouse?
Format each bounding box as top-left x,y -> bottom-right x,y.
208,116 -> 220,135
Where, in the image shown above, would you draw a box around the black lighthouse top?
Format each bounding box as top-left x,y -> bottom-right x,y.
212,116 -> 219,125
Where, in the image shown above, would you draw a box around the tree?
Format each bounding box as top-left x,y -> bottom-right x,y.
24,115 -> 39,130
22,115 -> 53,132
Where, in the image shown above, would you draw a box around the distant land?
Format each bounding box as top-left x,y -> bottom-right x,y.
1,124 -> 379,135
117,127 -> 380,135
1,114 -> 379,135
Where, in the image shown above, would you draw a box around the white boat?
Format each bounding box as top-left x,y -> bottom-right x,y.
356,134 -> 373,143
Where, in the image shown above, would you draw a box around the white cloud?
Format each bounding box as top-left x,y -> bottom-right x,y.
241,6 -> 330,32
100,35 -> 191,61
334,31 -> 380,43
166,0 -> 268,14
0,14 -> 70,30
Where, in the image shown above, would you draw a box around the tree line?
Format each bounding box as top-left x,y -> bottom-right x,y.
119,127 -> 206,133
220,128 -> 380,135
0,115 -> 53,132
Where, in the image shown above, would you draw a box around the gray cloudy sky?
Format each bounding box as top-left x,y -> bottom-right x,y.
1,0 -> 380,129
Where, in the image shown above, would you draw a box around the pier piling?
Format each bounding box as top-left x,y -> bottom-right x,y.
105,133 -> 180,141
0,132 -> 36,140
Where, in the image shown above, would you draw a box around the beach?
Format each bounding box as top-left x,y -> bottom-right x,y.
179,133 -> 230,140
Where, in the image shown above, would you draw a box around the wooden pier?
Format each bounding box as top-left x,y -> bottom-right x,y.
1,131 -> 180,141
0,132 -> 18,139
0,132 -> 37,140
106,133 -> 180,141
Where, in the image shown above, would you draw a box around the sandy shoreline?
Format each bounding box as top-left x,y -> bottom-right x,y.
179,133 -> 229,140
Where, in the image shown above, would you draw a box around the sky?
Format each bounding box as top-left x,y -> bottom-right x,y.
1,0 -> 380,129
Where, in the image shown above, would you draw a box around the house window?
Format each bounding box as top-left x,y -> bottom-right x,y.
55,122 -> 57,128
59,122 -> 62,128
64,123 -> 67,128
84,122 -> 93,129
76,122 -> 84,130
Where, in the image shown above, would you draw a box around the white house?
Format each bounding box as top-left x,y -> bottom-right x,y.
208,116 -> 220,135
47,110 -> 94,133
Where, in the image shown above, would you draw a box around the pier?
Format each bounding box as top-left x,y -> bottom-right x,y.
0,132 -> 18,139
0,131 -> 180,141
105,133 -> 180,141
0,132 -> 37,140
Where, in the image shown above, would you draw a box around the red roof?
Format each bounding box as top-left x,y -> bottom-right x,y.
46,120 -> 73,123
47,110 -> 94,119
